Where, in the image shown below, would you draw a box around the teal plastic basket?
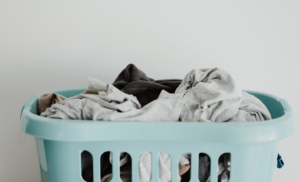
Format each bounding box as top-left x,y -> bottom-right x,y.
20,88 -> 295,182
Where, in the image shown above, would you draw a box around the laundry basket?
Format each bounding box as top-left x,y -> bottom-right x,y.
20,88 -> 295,182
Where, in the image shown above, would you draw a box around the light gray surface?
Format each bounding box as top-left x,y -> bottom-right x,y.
0,1 -> 299,182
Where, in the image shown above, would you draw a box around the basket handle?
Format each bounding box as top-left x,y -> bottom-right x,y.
279,99 -> 292,112
20,95 -> 38,120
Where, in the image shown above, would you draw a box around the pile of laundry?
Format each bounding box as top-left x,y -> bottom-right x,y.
38,64 -> 272,182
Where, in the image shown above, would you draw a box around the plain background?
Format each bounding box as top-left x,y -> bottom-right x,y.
0,0 -> 299,181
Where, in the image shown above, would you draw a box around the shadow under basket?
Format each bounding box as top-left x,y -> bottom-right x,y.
20,88 -> 295,182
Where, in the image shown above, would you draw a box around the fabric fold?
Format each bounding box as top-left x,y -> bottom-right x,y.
38,93 -> 66,114
113,64 -> 182,107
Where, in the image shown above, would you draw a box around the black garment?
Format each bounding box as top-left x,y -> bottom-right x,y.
81,151 -> 112,182
180,168 -> 191,182
81,151 -> 93,182
113,64 -> 182,107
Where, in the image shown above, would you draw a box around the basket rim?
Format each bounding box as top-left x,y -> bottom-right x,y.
20,88 -> 295,143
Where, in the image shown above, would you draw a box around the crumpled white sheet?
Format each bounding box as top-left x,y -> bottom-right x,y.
41,78 -> 184,122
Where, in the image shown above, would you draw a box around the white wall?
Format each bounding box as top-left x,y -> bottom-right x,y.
0,0 -> 299,181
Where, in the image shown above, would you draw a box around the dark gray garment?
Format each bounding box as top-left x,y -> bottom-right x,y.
218,153 -> 231,182
113,64 -> 182,107
199,153 -> 211,182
